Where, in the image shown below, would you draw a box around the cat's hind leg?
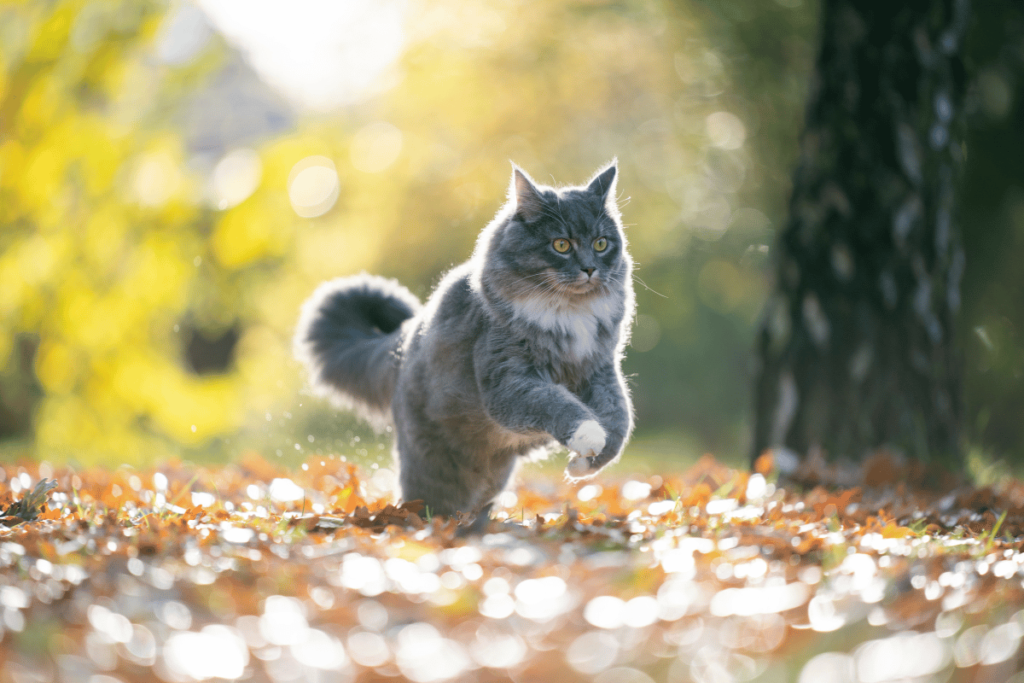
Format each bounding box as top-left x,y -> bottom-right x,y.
458,455 -> 519,535
398,439 -> 518,534
456,502 -> 494,537
397,442 -> 478,521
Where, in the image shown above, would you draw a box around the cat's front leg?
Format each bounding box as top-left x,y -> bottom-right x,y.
565,363 -> 633,479
566,420 -> 608,477
476,355 -> 600,451
566,420 -> 607,461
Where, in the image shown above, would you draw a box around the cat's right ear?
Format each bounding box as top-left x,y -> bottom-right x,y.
510,164 -> 544,222
587,161 -> 618,202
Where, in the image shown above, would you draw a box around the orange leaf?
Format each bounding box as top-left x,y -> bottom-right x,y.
37,506 -> 63,521
753,451 -> 775,475
182,505 -> 205,522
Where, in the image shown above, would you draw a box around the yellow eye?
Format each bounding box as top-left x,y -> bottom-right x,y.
553,238 -> 571,253
593,237 -> 608,252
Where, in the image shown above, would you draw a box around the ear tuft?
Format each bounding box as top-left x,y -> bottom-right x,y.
587,161 -> 618,202
510,164 -> 545,221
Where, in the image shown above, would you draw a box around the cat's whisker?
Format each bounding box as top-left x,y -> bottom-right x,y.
631,274 -> 667,298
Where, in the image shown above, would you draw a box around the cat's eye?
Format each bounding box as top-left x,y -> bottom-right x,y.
593,237 -> 608,252
553,238 -> 571,253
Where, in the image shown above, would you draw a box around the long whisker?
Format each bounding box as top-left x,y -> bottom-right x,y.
631,274 -> 667,298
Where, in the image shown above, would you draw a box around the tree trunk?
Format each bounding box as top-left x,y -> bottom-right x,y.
752,0 -> 970,471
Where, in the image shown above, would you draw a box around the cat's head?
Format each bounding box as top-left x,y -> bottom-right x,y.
478,162 -> 630,305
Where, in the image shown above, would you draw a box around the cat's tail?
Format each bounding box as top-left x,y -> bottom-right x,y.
294,274 -> 421,426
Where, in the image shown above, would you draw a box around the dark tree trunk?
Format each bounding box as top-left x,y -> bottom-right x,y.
752,0 -> 970,471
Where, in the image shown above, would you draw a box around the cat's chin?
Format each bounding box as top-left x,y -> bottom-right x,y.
559,280 -> 605,297
570,285 -> 610,300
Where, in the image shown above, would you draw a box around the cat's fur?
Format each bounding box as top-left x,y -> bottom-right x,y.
294,162 -> 635,530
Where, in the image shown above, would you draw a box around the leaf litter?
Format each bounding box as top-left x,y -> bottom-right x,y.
0,452 -> 1022,683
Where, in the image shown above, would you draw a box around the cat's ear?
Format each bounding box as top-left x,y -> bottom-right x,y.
510,164 -> 544,221
587,161 -> 618,202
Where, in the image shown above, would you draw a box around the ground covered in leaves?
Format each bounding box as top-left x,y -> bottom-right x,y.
1,454 -> 1024,683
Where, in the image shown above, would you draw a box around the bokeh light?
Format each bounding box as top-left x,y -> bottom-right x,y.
350,121 -> 404,173
288,156 -> 340,218
211,148 -> 262,209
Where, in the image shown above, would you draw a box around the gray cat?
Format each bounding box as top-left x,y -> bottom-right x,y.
294,162 -> 635,530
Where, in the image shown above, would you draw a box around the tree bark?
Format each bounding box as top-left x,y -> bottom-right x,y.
752,0 -> 970,471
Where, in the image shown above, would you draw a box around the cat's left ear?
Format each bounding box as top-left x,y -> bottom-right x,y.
587,161 -> 618,203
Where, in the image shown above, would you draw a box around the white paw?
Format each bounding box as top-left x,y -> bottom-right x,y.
567,420 -> 606,458
566,456 -> 594,479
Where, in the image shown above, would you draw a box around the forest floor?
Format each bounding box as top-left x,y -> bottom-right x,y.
0,453 -> 1023,683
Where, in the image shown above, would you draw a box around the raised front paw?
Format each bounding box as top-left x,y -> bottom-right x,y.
567,420 -> 606,458
566,455 -> 596,479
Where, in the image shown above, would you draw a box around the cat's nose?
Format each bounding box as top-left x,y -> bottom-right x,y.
582,267 -> 595,278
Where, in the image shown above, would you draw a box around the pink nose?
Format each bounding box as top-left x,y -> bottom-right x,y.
582,268 -> 595,277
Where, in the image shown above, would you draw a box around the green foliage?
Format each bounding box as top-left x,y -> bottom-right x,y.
960,0 -> 1024,467
2,478 -> 57,522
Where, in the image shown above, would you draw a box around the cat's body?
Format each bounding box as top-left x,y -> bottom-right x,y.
295,163 -> 634,529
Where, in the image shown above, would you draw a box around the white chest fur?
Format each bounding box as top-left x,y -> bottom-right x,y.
511,292 -> 618,361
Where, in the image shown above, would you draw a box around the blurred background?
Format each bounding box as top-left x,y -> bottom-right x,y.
0,0 -> 1021,474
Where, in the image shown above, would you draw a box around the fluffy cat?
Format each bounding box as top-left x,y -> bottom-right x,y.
294,162 -> 635,530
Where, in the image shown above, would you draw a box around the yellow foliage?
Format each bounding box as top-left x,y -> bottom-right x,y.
27,5 -> 73,63
82,201 -> 129,272
148,370 -> 242,445
22,142 -> 68,212
14,233 -> 63,285
880,522 -> 914,539
212,195 -> 291,269
295,222 -> 384,283
0,140 -> 26,191
34,340 -> 78,394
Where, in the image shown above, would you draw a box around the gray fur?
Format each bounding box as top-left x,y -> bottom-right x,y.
294,162 -> 635,526
293,274 -> 421,427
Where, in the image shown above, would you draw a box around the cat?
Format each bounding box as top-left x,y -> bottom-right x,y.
294,162 -> 635,531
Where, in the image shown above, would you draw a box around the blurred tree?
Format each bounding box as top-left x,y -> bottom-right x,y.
959,1 -> 1024,466
752,0 -> 970,471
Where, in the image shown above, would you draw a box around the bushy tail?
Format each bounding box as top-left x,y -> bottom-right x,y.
294,274 -> 421,425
